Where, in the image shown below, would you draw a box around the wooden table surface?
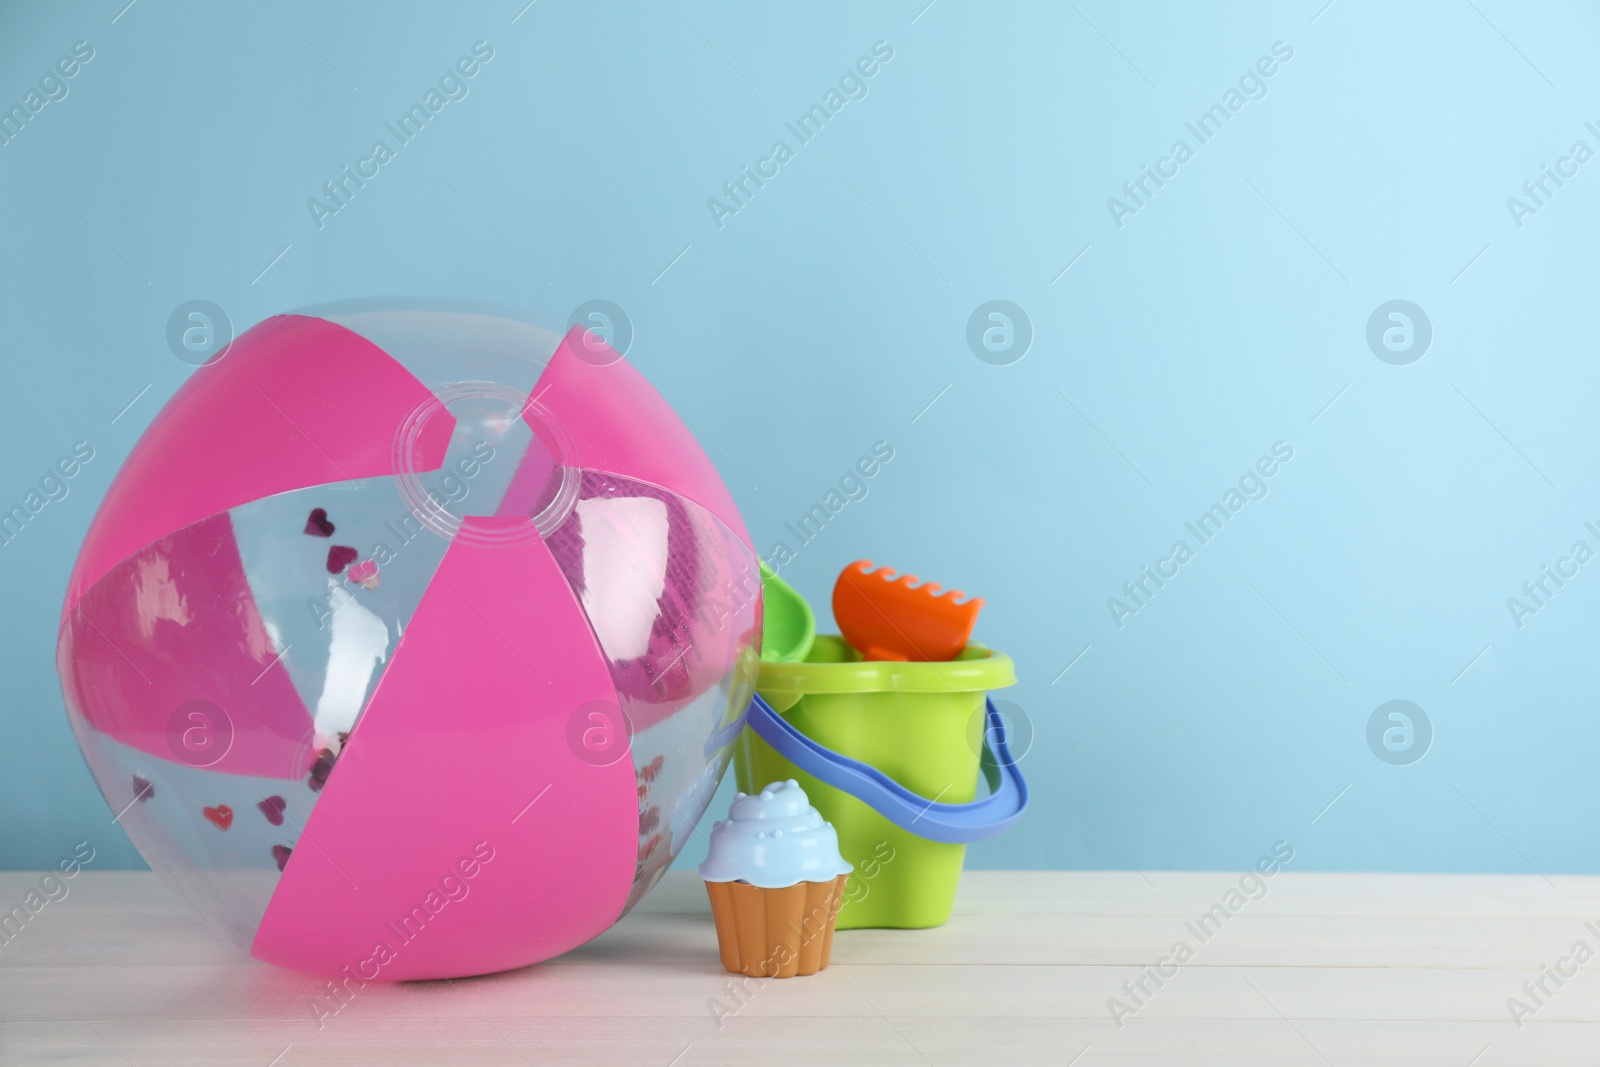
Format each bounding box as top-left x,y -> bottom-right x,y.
2,869 -> 1597,1064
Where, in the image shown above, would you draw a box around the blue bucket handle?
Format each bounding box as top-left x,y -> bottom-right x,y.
741,691 -> 1028,845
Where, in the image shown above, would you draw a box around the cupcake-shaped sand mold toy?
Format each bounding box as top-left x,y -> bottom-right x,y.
699,780 -> 852,977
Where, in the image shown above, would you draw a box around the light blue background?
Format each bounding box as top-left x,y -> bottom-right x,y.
3,0 -> 1597,876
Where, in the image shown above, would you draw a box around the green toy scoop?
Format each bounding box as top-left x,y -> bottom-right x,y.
759,561 -> 815,664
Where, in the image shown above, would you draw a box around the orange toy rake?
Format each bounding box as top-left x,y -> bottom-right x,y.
831,560 -> 984,662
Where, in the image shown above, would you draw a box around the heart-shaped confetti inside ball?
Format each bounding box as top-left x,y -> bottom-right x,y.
304,507 -> 335,537
325,545 -> 359,574
132,774 -> 154,801
307,748 -> 337,792
272,845 -> 292,872
203,804 -> 234,831
347,559 -> 380,589
638,833 -> 661,863
258,796 -> 286,826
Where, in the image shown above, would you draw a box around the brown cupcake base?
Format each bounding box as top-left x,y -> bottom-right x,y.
704,874 -> 848,977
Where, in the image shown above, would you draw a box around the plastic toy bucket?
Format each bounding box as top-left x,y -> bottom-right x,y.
734,636 -> 1021,929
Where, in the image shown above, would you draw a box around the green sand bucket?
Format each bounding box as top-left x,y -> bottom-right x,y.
735,636 -> 1022,929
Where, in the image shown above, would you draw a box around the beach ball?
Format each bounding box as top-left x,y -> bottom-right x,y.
56,301 -> 761,979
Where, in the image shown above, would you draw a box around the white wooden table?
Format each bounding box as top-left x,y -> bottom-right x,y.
2,870 -> 1596,1064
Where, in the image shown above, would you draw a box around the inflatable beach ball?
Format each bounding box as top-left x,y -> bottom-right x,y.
56,302 -> 762,979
